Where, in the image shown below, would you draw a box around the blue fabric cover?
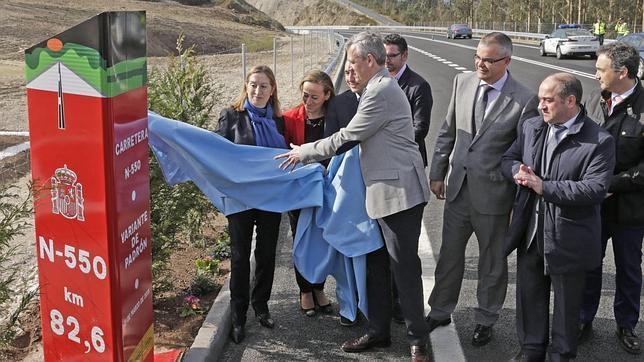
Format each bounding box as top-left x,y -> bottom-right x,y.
147,112 -> 384,320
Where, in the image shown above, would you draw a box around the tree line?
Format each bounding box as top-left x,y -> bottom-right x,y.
351,0 -> 644,34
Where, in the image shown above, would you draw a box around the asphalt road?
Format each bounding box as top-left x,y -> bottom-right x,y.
220,31 -> 644,361
400,31 -> 644,362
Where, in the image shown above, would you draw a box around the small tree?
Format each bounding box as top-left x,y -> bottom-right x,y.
0,184 -> 37,345
148,35 -> 219,291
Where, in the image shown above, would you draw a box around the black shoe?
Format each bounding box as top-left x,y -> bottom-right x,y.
509,350 -> 546,362
230,324 -> 245,344
392,302 -> 405,324
472,324 -> 492,346
313,291 -> 333,315
340,315 -> 358,327
317,302 -> 333,315
300,292 -> 316,317
341,333 -> 391,352
578,322 -> 592,343
411,345 -> 429,361
616,327 -> 641,355
256,312 -> 275,329
426,315 -> 451,332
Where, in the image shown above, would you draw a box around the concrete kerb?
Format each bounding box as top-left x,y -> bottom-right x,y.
182,278 -> 232,361
184,237 -> 256,362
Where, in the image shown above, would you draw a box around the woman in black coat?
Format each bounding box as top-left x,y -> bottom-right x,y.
216,65 -> 286,344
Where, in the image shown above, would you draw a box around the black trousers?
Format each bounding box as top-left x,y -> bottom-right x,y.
368,202 -> 429,347
581,222 -> 644,329
516,242 -> 586,361
228,208 -> 281,325
288,209 -> 325,293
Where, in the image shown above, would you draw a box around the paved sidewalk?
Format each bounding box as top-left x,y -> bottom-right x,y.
186,205 -> 466,361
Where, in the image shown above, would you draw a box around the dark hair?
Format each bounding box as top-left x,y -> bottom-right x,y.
346,32 -> 386,66
383,33 -> 408,54
596,42 -> 640,79
548,73 -> 583,105
479,32 -> 513,57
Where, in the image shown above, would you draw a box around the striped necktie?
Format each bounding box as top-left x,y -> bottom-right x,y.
473,85 -> 493,134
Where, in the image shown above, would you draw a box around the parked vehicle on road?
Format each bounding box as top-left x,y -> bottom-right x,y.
617,32 -> 644,79
447,24 -> 472,39
540,25 -> 599,59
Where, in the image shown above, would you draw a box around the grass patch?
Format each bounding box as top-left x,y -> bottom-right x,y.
241,35 -> 274,52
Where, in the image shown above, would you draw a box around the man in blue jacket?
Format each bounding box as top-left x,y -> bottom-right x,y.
502,73 -> 615,361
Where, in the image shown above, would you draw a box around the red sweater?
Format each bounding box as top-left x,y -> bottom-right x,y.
282,104 -> 306,146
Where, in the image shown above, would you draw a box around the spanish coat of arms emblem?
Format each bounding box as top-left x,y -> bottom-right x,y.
51,164 -> 85,221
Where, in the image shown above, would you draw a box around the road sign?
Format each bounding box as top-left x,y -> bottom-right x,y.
25,11 -> 153,361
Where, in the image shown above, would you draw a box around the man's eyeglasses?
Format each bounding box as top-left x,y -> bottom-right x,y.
386,52 -> 401,59
473,55 -> 508,65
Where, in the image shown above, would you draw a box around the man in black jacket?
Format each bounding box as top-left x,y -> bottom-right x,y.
324,61 -> 360,137
579,42 -> 644,355
502,73 -> 615,361
383,33 -> 433,166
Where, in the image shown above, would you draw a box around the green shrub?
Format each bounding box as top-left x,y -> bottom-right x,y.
148,35 -> 219,292
0,184 -> 36,345
189,274 -> 218,296
208,229 -> 230,260
195,255 -> 219,275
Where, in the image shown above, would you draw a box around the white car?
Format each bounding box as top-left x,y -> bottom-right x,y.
540,27 -> 599,59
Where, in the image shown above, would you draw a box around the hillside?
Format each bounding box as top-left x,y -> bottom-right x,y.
0,0 -> 290,132
246,0 -> 377,26
0,0 -> 284,61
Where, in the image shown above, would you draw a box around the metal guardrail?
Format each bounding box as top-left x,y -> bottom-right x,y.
287,25 -> 548,42
287,25 -> 621,46
288,29 -> 346,91
323,33 -> 346,77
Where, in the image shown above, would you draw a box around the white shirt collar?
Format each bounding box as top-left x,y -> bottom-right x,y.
479,70 -> 509,92
393,63 -> 407,81
561,111 -> 579,129
612,80 -> 638,102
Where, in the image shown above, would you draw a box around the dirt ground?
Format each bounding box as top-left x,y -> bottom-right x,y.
0,0 -> 345,360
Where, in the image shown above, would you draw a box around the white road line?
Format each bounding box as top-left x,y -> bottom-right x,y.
405,34 -> 596,79
0,141 -> 30,160
410,45 -> 470,74
419,213 -> 466,362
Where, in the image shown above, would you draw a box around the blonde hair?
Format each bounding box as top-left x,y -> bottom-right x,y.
299,69 -> 335,110
232,65 -> 282,117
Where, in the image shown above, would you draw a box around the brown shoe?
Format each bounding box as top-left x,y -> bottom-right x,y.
341,334 -> 391,352
411,345 -> 429,361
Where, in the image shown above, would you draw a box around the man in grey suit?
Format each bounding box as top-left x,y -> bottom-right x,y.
502,73 -> 615,361
383,33 -> 434,324
277,31 -> 431,361
426,32 -> 539,346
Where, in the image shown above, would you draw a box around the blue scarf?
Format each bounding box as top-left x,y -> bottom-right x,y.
244,99 -> 286,149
